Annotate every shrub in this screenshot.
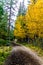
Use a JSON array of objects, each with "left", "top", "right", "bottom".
[{"left": 0, "top": 39, "right": 8, "bottom": 46}]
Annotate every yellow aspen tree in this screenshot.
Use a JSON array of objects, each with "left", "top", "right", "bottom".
[
  {"left": 14, "top": 15, "right": 26, "bottom": 39},
  {"left": 25, "top": 0, "right": 43, "bottom": 38}
]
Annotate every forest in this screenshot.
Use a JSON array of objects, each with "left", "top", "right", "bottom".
[{"left": 0, "top": 0, "right": 43, "bottom": 65}]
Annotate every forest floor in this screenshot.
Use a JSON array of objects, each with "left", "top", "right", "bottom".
[
  {"left": 22, "top": 43, "right": 43, "bottom": 59},
  {"left": 0, "top": 43, "right": 43, "bottom": 65}
]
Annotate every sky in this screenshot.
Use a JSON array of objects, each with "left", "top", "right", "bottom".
[
  {"left": 10, "top": 0, "right": 30, "bottom": 28},
  {"left": 0, "top": 0, "right": 30, "bottom": 28}
]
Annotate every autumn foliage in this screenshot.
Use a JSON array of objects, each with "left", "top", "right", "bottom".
[
  {"left": 14, "top": 15, "right": 26, "bottom": 38},
  {"left": 14, "top": 0, "right": 43, "bottom": 39}
]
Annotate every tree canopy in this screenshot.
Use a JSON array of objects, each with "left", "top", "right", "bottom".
[{"left": 14, "top": 0, "right": 43, "bottom": 39}]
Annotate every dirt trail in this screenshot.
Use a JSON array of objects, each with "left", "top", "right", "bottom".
[
  {"left": 4, "top": 45, "right": 43, "bottom": 65},
  {"left": 30, "top": 47, "right": 43, "bottom": 61}
]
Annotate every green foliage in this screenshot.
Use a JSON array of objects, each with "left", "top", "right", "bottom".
[
  {"left": 0, "top": 39, "right": 5, "bottom": 46},
  {"left": 0, "top": 46, "right": 12, "bottom": 65},
  {"left": 0, "top": 13, "right": 8, "bottom": 38},
  {"left": 0, "top": 4, "right": 8, "bottom": 40},
  {"left": 0, "top": 3, "right": 11, "bottom": 46},
  {"left": 10, "top": 30, "right": 14, "bottom": 40},
  {"left": 0, "top": 5, "right": 4, "bottom": 16},
  {"left": 0, "top": 39, "right": 9, "bottom": 46}
]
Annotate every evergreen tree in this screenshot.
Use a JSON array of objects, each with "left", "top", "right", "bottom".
[
  {"left": 0, "top": 4, "right": 8, "bottom": 39},
  {"left": 18, "top": 0, "right": 26, "bottom": 16}
]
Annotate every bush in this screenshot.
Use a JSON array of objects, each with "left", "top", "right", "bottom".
[
  {"left": 0, "top": 39, "right": 8, "bottom": 46},
  {"left": 0, "top": 46, "right": 12, "bottom": 65}
]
